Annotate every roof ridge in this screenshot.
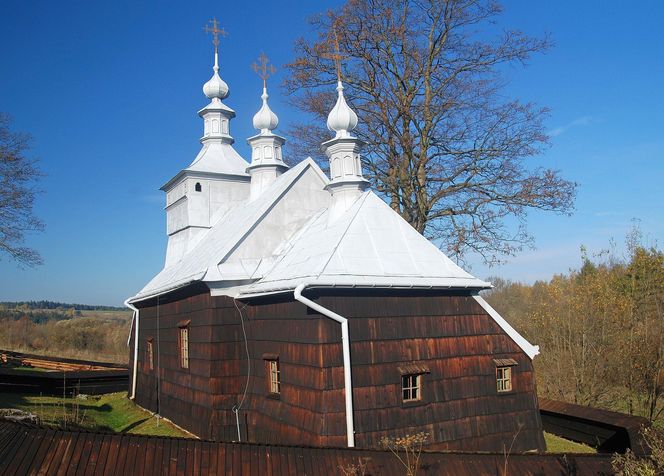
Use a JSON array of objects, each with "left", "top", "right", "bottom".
[
  {"left": 316, "top": 192, "right": 370, "bottom": 279},
  {"left": 253, "top": 208, "right": 327, "bottom": 283}
]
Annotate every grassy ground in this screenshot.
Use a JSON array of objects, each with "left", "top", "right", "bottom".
[
  {"left": 544, "top": 432, "right": 596, "bottom": 453},
  {"left": 0, "top": 392, "right": 189, "bottom": 438},
  {"left": 0, "top": 365, "right": 53, "bottom": 373}
]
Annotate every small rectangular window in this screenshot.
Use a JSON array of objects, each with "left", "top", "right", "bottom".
[
  {"left": 146, "top": 339, "right": 154, "bottom": 371},
  {"left": 497, "top": 366, "right": 512, "bottom": 392},
  {"left": 267, "top": 359, "right": 280, "bottom": 395},
  {"left": 179, "top": 326, "right": 189, "bottom": 369},
  {"left": 402, "top": 374, "right": 421, "bottom": 402}
]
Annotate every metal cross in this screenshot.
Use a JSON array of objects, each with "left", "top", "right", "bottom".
[
  {"left": 252, "top": 52, "right": 276, "bottom": 87},
  {"left": 203, "top": 17, "right": 228, "bottom": 49},
  {"left": 321, "top": 27, "right": 345, "bottom": 82}
]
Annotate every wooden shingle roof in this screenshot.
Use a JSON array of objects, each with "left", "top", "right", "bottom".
[{"left": 0, "top": 420, "right": 614, "bottom": 475}]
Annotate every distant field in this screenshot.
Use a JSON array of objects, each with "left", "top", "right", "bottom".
[
  {"left": 78, "top": 309, "right": 132, "bottom": 321},
  {"left": 0, "top": 305, "right": 132, "bottom": 364}
]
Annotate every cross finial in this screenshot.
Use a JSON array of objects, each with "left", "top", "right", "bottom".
[
  {"left": 203, "top": 17, "right": 228, "bottom": 50},
  {"left": 322, "top": 26, "right": 345, "bottom": 82},
  {"left": 252, "top": 52, "right": 276, "bottom": 88}
]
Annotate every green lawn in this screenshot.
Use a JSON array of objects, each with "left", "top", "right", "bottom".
[
  {"left": 0, "top": 365, "right": 53, "bottom": 373},
  {"left": 544, "top": 432, "right": 596, "bottom": 453},
  {"left": 0, "top": 392, "right": 189, "bottom": 438}
]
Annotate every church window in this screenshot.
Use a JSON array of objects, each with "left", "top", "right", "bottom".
[
  {"left": 263, "top": 145, "right": 273, "bottom": 159},
  {"left": 496, "top": 367, "right": 511, "bottom": 392},
  {"left": 222, "top": 120, "right": 228, "bottom": 134},
  {"left": 494, "top": 358, "right": 517, "bottom": 393},
  {"left": 195, "top": 182, "right": 202, "bottom": 192},
  {"left": 179, "top": 324, "right": 190, "bottom": 369},
  {"left": 264, "top": 357, "right": 280, "bottom": 395},
  {"left": 146, "top": 338, "right": 154, "bottom": 371},
  {"left": 212, "top": 119, "right": 219, "bottom": 133},
  {"left": 402, "top": 374, "right": 421, "bottom": 402},
  {"left": 398, "top": 364, "right": 429, "bottom": 403}
]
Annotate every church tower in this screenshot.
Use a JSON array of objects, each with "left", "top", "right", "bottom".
[
  {"left": 246, "top": 54, "right": 288, "bottom": 201},
  {"left": 161, "top": 19, "right": 250, "bottom": 267},
  {"left": 321, "top": 80, "right": 369, "bottom": 221}
]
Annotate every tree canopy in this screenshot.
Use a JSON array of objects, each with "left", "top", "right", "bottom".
[
  {"left": 486, "top": 229, "right": 664, "bottom": 422},
  {"left": 0, "top": 112, "right": 43, "bottom": 266},
  {"left": 285, "top": 0, "right": 576, "bottom": 264}
]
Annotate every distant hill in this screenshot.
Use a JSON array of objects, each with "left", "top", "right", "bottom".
[{"left": 0, "top": 301, "right": 126, "bottom": 312}]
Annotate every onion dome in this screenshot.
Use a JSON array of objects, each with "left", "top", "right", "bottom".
[
  {"left": 203, "top": 53, "right": 229, "bottom": 100},
  {"left": 327, "top": 81, "right": 358, "bottom": 138},
  {"left": 252, "top": 87, "right": 278, "bottom": 133}
]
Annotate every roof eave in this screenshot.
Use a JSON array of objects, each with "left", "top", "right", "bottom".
[{"left": 237, "top": 280, "right": 492, "bottom": 300}]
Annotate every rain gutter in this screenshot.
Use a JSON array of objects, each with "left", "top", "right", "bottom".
[{"left": 293, "top": 283, "right": 355, "bottom": 448}]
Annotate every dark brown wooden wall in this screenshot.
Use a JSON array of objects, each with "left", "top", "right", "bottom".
[
  {"left": 313, "top": 291, "right": 545, "bottom": 452},
  {"left": 132, "top": 287, "right": 544, "bottom": 452}
]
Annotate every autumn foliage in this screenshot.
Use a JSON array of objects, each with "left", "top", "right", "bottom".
[{"left": 486, "top": 230, "right": 664, "bottom": 422}]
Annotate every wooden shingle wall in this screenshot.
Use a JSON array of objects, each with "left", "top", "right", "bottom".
[{"left": 132, "top": 287, "right": 544, "bottom": 452}]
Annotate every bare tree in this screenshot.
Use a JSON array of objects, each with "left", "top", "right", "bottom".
[
  {"left": 285, "top": 0, "right": 576, "bottom": 264},
  {"left": 0, "top": 112, "right": 43, "bottom": 266}
]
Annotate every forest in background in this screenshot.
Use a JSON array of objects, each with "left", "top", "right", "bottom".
[{"left": 486, "top": 228, "right": 664, "bottom": 423}]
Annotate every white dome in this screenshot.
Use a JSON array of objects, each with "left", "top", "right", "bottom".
[
  {"left": 203, "top": 67, "right": 229, "bottom": 100},
  {"left": 327, "top": 81, "right": 358, "bottom": 137},
  {"left": 252, "top": 88, "right": 278, "bottom": 132}
]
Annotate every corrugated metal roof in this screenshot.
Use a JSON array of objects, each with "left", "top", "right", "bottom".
[
  {"left": 132, "top": 159, "right": 490, "bottom": 304},
  {"left": 0, "top": 420, "right": 614, "bottom": 475},
  {"left": 240, "top": 192, "right": 490, "bottom": 296},
  {"left": 131, "top": 159, "right": 327, "bottom": 302}
]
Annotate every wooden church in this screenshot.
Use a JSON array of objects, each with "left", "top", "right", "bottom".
[{"left": 126, "top": 22, "right": 546, "bottom": 453}]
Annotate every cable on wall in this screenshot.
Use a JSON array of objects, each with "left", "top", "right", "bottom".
[{"left": 232, "top": 299, "right": 251, "bottom": 442}]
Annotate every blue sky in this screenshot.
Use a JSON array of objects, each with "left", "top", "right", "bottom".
[{"left": 1, "top": 1, "right": 662, "bottom": 305}]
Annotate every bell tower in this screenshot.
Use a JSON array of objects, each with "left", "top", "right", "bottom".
[{"left": 161, "top": 18, "right": 250, "bottom": 267}]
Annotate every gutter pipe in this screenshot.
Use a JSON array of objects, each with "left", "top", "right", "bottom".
[
  {"left": 125, "top": 299, "right": 140, "bottom": 400},
  {"left": 294, "top": 283, "right": 355, "bottom": 447}
]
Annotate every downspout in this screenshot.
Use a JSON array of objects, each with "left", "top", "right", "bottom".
[
  {"left": 125, "top": 299, "right": 140, "bottom": 400},
  {"left": 294, "top": 283, "right": 355, "bottom": 447}
]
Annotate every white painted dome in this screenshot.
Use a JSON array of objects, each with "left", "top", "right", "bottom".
[
  {"left": 327, "top": 81, "right": 358, "bottom": 137},
  {"left": 203, "top": 65, "right": 229, "bottom": 100},
  {"left": 252, "top": 88, "right": 278, "bottom": 132}
]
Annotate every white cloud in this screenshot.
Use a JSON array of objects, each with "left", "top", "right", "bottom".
[{"left": 548, "top": 116, "right": 593, "bottom": 137}]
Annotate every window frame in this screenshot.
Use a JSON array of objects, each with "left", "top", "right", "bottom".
[
  {"left": 267, "top": 359, "right": 280, "bottom": 395},
  {"left": 178, "top": 323, "right": 190, "bottom": 370},
  {"left": 401, "top": 373, "right": 422, "bottom": 403},
  {"left": 146, "top": 338, "right": 154, "bottom": 371},
  {"left": 496, "top": 366, "right": 512, "bottom": 393},
  {"left": 263, "top": 354, "right": 280, "bottom": 398}
]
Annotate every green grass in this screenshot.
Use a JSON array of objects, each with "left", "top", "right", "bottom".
[
  {"left": 0, "top": 365, "right": 53, "bottom": 373},
  {"left": 544, "top": 432, "right": 596, "bottom": 453},
  {"left": 0, "top": 392, "right": 189, "bottom": 438}
]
